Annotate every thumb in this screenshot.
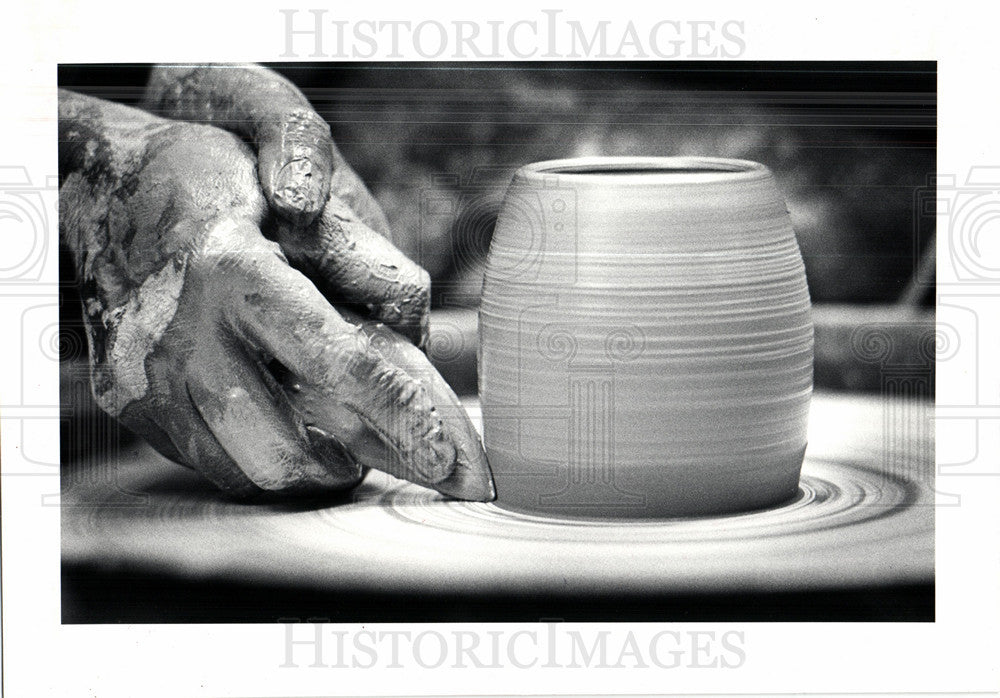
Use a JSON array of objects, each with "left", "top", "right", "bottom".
[
  {"left": 256, "top": 109, "right": 334, "bottom": 226},
  {"left": 143, "top": 64, "right": 335, "bottom": 225}
]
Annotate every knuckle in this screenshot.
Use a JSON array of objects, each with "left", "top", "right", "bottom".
[
  {"left": 192, "top": 222, "right": 284, "bottom": 288},
  {"left": 283, "top": 108, "right": 330, "bottom": 135}
]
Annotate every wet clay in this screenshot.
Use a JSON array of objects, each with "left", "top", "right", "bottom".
[{"left": 59, "top": 89, "right": 493, "bottom": 500}]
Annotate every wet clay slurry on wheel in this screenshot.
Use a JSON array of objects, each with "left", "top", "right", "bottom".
[{"left": 60, "top": 392, "right": 933, "bottom": 596}]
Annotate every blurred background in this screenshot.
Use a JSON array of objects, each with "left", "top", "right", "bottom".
[
  {"left": 267, "top": 62, "right": 936, "bottom": 309},
  {"left": 58, "top": 61, "right": 936, "bottom": 444}
]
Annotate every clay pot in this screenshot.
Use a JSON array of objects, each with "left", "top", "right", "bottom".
[{"left": 479, "top": 156, "right": 813, "bottom": 518}]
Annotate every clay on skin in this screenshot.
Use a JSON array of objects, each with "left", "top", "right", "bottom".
[
  {"left": 141, "top": 64, "right": 429, "bottom": 345},
  {"left": 59, "top": 88, "right": 494, "bottom": 501}
]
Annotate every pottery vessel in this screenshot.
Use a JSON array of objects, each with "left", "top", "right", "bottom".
[{"left": 479, "top": 156, "right": 813, "bottom": 517}]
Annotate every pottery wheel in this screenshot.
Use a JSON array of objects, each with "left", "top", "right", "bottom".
[{"left": 61, "top": 391, "right": 933, "bottom": 594}]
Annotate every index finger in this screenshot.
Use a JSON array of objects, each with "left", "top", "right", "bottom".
[
  {"left": 318, "top": 311, "right": 495, "bottom": 501},
  {"left": 275, "top": 195, "right": 430, "bottom": 347},
  {"left": 210, "top": 221, "right": 493, "bottom": 500}
]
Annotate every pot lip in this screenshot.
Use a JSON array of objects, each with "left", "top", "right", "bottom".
[{"left": 516, "top": 156, "right": 772, "bottom": 184}]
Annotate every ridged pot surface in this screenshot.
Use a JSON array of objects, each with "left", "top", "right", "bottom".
[{"left": 479, "top": 157, "right": 813, "bottom": 518}]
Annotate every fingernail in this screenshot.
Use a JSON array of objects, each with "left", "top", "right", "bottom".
[
  {"left": 273, "top": 157, "right": 323, "bottom": 223},
  {"left": 305, "top": 425, "right": 364, "bottom": 481},
  {"left": 413, "top": 428, "right": 458, "bottom": 484},
  {"left": 431, "top": 430, "right": 496, "bottom": 502},
  {"left": 434, "top": 453, "right": 497, "bottom": 503}
]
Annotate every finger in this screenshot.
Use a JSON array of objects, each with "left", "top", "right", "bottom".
[
  {"left": 143, "top": 64, "right": 334, "bottom": 226},
  {"left": 275, "top": 195, "right": 430, "bottom": 347},
  {"left": 185, "top": 335, "right": 364, "bottom": 493},
  {"left": 116, "top": 407, "right": 187, "bottom": 465},
  {"left": 122, "top": 398, "right": 263, "bottom": 499},
  {"left": 343, "top": 312, "right": 494, "bottom": 501},
  {"left": 257, "top": 109, "right": 334, "bottom": 226},
  {"left": 207, "top": 220, "right": 464, "bottom": 488},
  {"left": 281, "top": 315, "right": 494, "bottom": 501}
]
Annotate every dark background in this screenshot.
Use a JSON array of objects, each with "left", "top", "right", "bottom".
[{"left": 59, "top": 61, "right": 937, "bottom": 307}]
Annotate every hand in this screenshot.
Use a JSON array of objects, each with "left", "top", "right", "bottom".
[
  {"left": 143, "top": 64, "right": 341, "bottom": 227},
  {"left": 142, "top": 64, "right": 429, "bottom": 345},
  {"left": 58, "top": 89, "right": 494, "bottom": 501}
]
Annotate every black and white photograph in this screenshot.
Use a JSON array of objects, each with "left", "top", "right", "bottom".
[
  {"left": 2, "top": 3, "right": 998, "bottom": 697},
  {"left": 56, "top": 60, "right": 936, "bottom": 624}
]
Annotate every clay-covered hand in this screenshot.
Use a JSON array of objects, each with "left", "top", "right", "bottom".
[
  {"left": 141, "top": 63, "right": 429, "bottom": 345},
  {"left": 59, "top": 90, "right": 493, "bottom": 501},
  {"left": 142, "top": 64, "right": 341, "bottom": 226}
]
